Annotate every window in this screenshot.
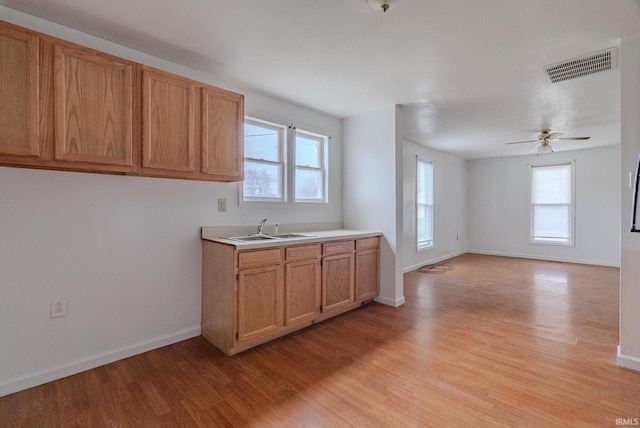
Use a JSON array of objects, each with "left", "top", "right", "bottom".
[
  {"left": 530, "top": 162, "right": 575, "bottom": 245},
  {"left": 242, "top": 118, "right": 286, "bottom": 202},
  {"left": 242, "top": 117, "right": 328, "bottom": 204},
  {"left": 416, "top": 158, "right": 433, "bottom": 250},
  {"left": 295, "top": 130, "right": 327, "bottom": 203}
]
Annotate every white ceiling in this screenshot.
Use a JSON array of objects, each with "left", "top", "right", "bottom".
[{"left": 3, "top": 0, "right": 640, "bottom": 159}]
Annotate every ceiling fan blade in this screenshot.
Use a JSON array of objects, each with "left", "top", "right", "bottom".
[
  {"left": 555, "top": 136, "right": 591, "bottom": 141},
  {"left": 506, "top": 139, "right": 540, "bottom": 145},
  {"left": 508, "top": 128, "right": 590, "bottom": 151}
]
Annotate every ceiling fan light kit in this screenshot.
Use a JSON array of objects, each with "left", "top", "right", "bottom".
[
  {"left": 506, "top": 129, "right": 591, "bottom": 155},
  {"left": 537, "top": 143, "right": 553, "bottom": 155},
  {"left": 366, "top": 0, "right": 390, "bottom": 12}
]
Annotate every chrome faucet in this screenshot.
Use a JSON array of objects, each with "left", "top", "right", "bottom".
[{"left": 257, "top": 218, "right": 267, "bottom": 235}]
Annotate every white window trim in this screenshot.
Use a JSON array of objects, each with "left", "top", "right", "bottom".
[
  {"left": 241, "top": 117, "right": 329, "bottom": 206},
  {"left": 416, "top": 157, "right": 434, "bottom": 251},
  {"left": 241, "top": 117, "right": 288, "bottom": 205},
  {"left": 529, "top": 161, "right": 576, "bottom": 247},
  {"left": 293, "top": 127, "right": 329, "bottom": 204}
]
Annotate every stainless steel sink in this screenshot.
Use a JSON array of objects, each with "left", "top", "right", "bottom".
[
  {"left": 226, "top": 233, "right": 316, "bottom": 242},
  {"left": 271, "top": 233, "right": 317, "bottom": 239},
  {"left": 227, "top": 235, "right": 277, "bottom": 242}
]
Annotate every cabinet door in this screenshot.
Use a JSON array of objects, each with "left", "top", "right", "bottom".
[
  {"left": 201, "top": 85, "right": 243, "bottom": 181},
  {"left": 355, "top": 249, "right": 379, "bottom": 301},
  {"left": 285, "top": 259, "right": 320, "bottom": 326},
  {"left": 0, "top": 24, "right": 39, "bottom": 157},
  {"left": 321, "top": 253, "right": 355, "bottom": 313},
  {"left": 141, "top": 66, "right": 195, "bottom": 174},
  {"left": 237, "top": 265, "right": 283, "bottom": 343},
  {"left": 53, "top": 44, "right": 134, "bottom": 169}
]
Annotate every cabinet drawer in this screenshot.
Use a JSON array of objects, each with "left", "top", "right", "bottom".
[
  {"left": 238, "top": 249, "right": 282, "bottom": 269},
  {"left": 322, "top": 240, "right": 355, "bottom": 256},
  {"left": 356, "top": 236, "right": 380, "bottom": 251},
  {"left": 286, "top": 244, "right": 321, "bottom": 261}
]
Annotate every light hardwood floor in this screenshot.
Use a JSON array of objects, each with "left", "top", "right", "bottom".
[{"left": 1, "top": 254, "right": 639, "bottom": 427}]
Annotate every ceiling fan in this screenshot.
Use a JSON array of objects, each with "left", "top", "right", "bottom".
[{"left": 506, "top": 129, "right": 591, "bottom": 155}]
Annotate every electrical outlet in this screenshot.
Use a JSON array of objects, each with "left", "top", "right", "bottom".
[
  {"left": 50, "top": 297, "right": 67, "bottom": 318},
  {"left": 217, "top": 198, "right": 226, "bottom": 212}
]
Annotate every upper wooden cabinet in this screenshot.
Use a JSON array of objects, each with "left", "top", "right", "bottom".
[
  {"left": 141, "top": 66, "right": 196, "bottom": 175},
  {"left": 201, "top": 86, "right": 243, "bottom": 181},
  {"left": 0, "top": 20, "right": 244, "bottom": 182},
  {"left": 0, "top": 24, "right": 39, "bottom": 158},
  {"left": 140, "top": 65, "right": 245, "bottom": 181},
  {"left": 140, "top": 66, "right": 244, "bottom": 181},
  {"left": 53, "top": 44, "right": 135, "bottom": 171}
]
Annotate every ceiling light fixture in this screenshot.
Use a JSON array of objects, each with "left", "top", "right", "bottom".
[
  {"left": 537, "top": 140, "right": 554, "bottom": 155},
  {"left": 367, "top": 0, "right": 390, "bottom": 12}
]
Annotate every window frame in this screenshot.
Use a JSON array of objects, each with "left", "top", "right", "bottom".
[
  {"left": 529, "top": 161, "right": 576, "bottom": 246},
  {"left": 293, "top": 128, "right": 328, "bottom": 204},
  {"left": 416, "top": 157, "right": 434, "bottom": 251},
  {"left": 241, "top": 117, "right": 287, "bottom": 204},
  {"left": 241, "top": 117, "right": 329, "bottom": 205}
]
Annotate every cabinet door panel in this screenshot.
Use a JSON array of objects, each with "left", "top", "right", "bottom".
[
  {"left": 142, "top": 67, "right": 195, "bottom": 173},
  {"left": 237, "top": 265, "right": 283, "bottom": 342},
  {"left": 285, "top": 259, "right": 320, "bottom": 326},
  {"left": 322, "top": 253, "right": 354, "bottom": 313},
  {"left": 54, "top": 45, "right": 134, "bottom": 167},
  {"left": 0, "top": 25, "right": 39, "bottom": 157},
  {"left": 356, "top": 249, "right": 379, "bottom": 301},
  {"left": 201, "top": 86, "right": 243, "bottom": 180}
]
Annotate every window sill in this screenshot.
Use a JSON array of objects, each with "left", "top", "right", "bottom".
[
  {"left": 529, "top": 240, "right": 574, "bottom": 247},
  {"left": 417, "top": 244, "right": 433, "bottom": 252}
]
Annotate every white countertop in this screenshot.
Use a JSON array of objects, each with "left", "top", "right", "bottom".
[{"left": 201, "top": 227, "right": 382, "bottom": 250}]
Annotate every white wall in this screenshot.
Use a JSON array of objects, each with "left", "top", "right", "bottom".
[
  {"left": 343, "top": 106, "right": 404, "bottom": 307},
  {"left": 0, "top": 8, "right": 343, "bottom": 396},
  {"left": 467, "top": 145, "right": 621, "bottom": 266},
  {"left": 619, "top": 33, "right": 640, "bottom": 371},
  {"left": 402, "top": 140, "right": 467, "bottom": 271}
]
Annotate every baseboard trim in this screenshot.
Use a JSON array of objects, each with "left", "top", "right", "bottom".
[
  {"left": 0, "top": 325, "right": 201, "bottom": 397},
  {"left": 617, "top": 346, "right": 640, "bottom": 372},
  {"left": 466, "top": 249, "right": 620, "bottom": 268},
  {"left": 403, "top": 250, "right": 466, "bottom": 273},
  {"left": 374, "top": 295, "right": 405, "bottom": 307}
]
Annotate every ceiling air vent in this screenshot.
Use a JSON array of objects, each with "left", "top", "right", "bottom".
[{"left": 544, "top": 48, "right": 617, "bottom": 84}]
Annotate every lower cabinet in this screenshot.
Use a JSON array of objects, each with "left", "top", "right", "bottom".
[
  {"left": 284, "top": 245, "right": 321, "bottom": 327},
  {"left": 321, "top": 240, "right": 355, "bottom": 314},
  {"left": 355, "top": 237, "right": 380, "bottom": 302},
  {"left": 237, "top": 264, "right": 283, "bottom": 342},
  {"left": 201, "top": 235, "right": 380, "bottom": 356}
]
